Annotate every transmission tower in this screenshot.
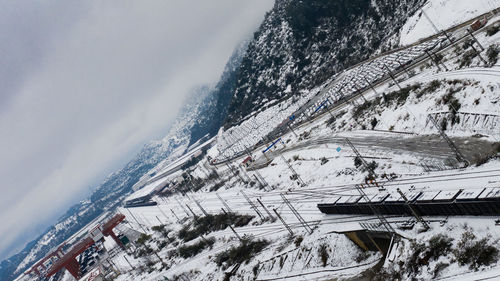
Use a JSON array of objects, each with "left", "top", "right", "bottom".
[
  {"left": 427, "top": 115, "right": 469, "bottom": 166},
  {"left": 280, "top": 154, "right": 306, "bottom": 187},
  {"left": 273, "top": 208, "right": 294, "bottom": 236},
  {"left": 354, "top": 184, "right": 395, "bottom": 233},
  {"left": 216, "top": 193, "right": 233, "bottom": 213},
  {"left": 241, "top": 191, "right": 264, "bottom": 219},
  {"left": 345, "top": 138, "right": 377, "bottom": 179},
  {"left": 396, "top": 188, "right": 430, "bottom": 230},
  {"left": 281, "top": 194, "right": 313, "bottom": 234}
]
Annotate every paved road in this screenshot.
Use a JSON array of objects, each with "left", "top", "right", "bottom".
[{"left": 250, "top": 131, "right": 495, "bottom": 169}]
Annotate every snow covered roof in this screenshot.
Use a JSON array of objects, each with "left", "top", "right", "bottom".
[{"left": 125, "top": 177, "right": 170, "bottom": 201}]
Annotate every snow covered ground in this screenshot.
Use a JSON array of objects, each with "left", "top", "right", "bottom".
[
  {"left": 103, "top": 12, "right": 500, "bottom": 280},
  {"left": 400, "top": 0, "right": 500, "bottom": 45}
]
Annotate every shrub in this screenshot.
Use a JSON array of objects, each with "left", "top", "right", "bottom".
[
  {"left": 428, "top": 234, "right": 454, "bottom": 259},
  {"left": 474, "top": 153, "right": 493, "bottom": 167},
  {"left": 459, "top": 50, "right": 477, "bottom": 68},
  {"left": 325, "top": 115, "right": 336, "bottom": 126},
  {"left": 215, "top": 238, "right": 269, "bottom": 267},
  {"left": 210, "top": 180, "right": 226, "bottom": 192},
  {"left": 418, "top": 80, "right": 442, "bottom": 98},
  {"left": 178, "top": 212, "right": 254, "bottom": 242},
  {"left": 152, "top": 225, "right": 171, "bottom": 237},
  {"left": 178, "top": 237, "right": 215, "bottom": 259},
  {"left": 170, "top": 270, "right": 200, "bottom": 281},
  {"left": 362, "top": 161, "right": 378, "bottom": 173},
  {"left": 486, "top": 24, "right": 500, "bottom": 36},
  {"left": 486, "top": 45, "right": 499, "bottom": 65},
  {"left": 355, "top": 251, "right": 371, "bottom": 263},
  {"left": 440, "top": 118, "right": 448, "bottom": 131},
  {"left": 294, "top": 236, "right": 304, "bottom": 247},
  {"left": 152, "top": 225, "right": 165, "bottom": 232},
  {"left": 252, "top": 264, "right": 260, "bottom": 277},
  {"left": 318, "top": 244, "right": 329, "bottom": 267},
  {"left": 136, "top": 245, "right": 154, "bottom": 257},
  {"left": 407, "top": 241, "right": 427, "bottom": 273},
  {"left": 352, "top": 101, "right": 372, "bottom": 119},
  {"left": 462, "top": 38, "right": 474, "bottom": 50},
  {"left": 320, "top": 157, "right": 329, "bottom": 165},
  {"left": 433, "top": 262, "right": 449, "bottom": 278},
  {"left": 372, "top": 268, "right": 401, "bottom": 281},
  {"left": 370, "top": 117, "right": 378, "bottom": 129},
  {"left": 354, "top": 156, "right": 362, "bottom": 168},
  {"left": 137, "top": 234, "right": 152, "bottom": 245},
  {"left": 383, "top": 84, "right": 421, "bottom": 105},
  {"left": 494, "top": 142, "right": 500, "bottom": 154},
  {"left": 455, "top": 231, "right": 499, "bottom": 269}
]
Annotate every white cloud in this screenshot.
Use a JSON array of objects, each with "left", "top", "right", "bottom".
[{"left": 0, "top": 0, "right": 273, "bottom": 259}]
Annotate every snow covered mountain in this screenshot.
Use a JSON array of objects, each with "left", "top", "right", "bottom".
[{"left": 225, "top": 0, "right": 426, "bottom": 126}]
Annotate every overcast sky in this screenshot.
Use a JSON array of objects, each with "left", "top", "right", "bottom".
[{"left": 0, "top": 0, "right": 273, "bottom": 261}]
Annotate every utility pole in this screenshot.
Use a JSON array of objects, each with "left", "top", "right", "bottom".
[
  {"left": 383, "top": 64, "right": 402, "bottom": 90},
  {"left": 254, "top": 174, "right": 266, "bottom": 190},
  {"left": 281, "top": 194, "right": 313, "bottom": 234},
  {"left": 255, "top": 170, "right": 269, "bottom": 188},
  {"left": 175, "top": 197, "right": 191, "bottom": 217},
  {"left": 123, "top": 256, "right": 135, "bottom": 270},
  {"left": 396, "top": 188, "right": 430, "bottom": 230},
  {"left": 422, "top": 9, "right": 453, "bottom": 44},
  {"left": 363, "top": 76, "right": 378, "bottom": 95},
  {"left": 216, "top": 193, "right": 233, "bottom": 213},
  {"left": 241, "top": 191, "right": 264, "bottom": 219},
  {"left": 256, "top": 198, "right": 275, "bottom": 221},
  {"left": 170, "top": 209, "right": 181, "bottom": 223},
  {"left": 239, "top": 165, "right": 253, "bottom": 182},
  {"left": 155, "top": 216, "right": 163, "bottom": 225},
  {"left": 156, "top": 205, "right": 169, "bottom": 222},
  {"left": 139, "top": 213, "right": 152, "bottom": 228},
  {"left": 353, "top": 82, "right": 368, "bottom": 102},
  {"left": 226, "top": 162, "right": 245, "bottom": 182},
  {"left": 469, "top": 43, "right": 488, "bottom": 66},
  {"left": 126, "top": 208, "right": 147, "bottom": 233},
  {"left": 189, "top": 194, "right": 209, "bottom": 217},
  {"left": 185, "top": 203, "right": 198, "bottom": 219},
  {"left": 273, "top": 208, "right": 294, "bottom": 236},
  {"left": 424, "top": 50, "right": 442, "bottom": 71},
  {"left": 397, "top": 60, "right": 411, "bottom": 77},
  {"left": 466, "top": 29, "right": 485, "bottom": 51},
  {"left": 221, "top": 208, "right": 243, "bottom": 242},
  {"left": 287, "top": 123, "right": 298, "bottom": 138}
]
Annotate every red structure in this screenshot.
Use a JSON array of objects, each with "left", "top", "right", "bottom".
[
  {"left": 25, "top": 243, "right": 66, "bottom": 276},
  {"left": 40, "top": 214, "right": 126, "bottom": 280},
  {"left": 102, "top": 213, "right": 127, "bottom": 250}
]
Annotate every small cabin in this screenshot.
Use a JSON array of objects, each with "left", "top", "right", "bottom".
[{"left": 471, "top": 17, "right": 487, "bottom": 31}]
